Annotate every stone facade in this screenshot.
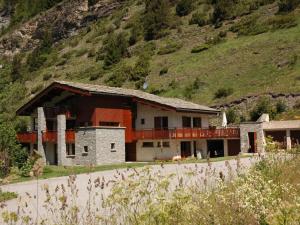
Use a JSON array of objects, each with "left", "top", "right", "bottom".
[
  {"left": 74, "top": 127, "right": 125, "bottom": 165},
  {"left": 37, "top": 107, "right": 46, "bottom": 161},
  {"left": 240, "top": 122, "right": 265, "bottom": 154},
  {"left": 95, "top": 128, "right": 125, "bottom": 164}
]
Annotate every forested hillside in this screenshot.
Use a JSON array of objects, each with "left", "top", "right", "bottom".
[{"left": 0, "top": 0, "right": 300, "bottom": 128}]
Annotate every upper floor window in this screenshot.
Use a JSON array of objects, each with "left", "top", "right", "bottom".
[
  {"left": 193, "top": 117, "right": 202, "bottom": 128},
  {"left": 154, "top": 117, "right": 168, "bottom": 130},
  {"left": 182, "top": 117, "right": 192, "bottom": 128},
  {"left": 141, "top": 118, "right": 145, "bottom": 125}
]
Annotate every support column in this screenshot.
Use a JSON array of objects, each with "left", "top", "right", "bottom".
[
  {"left": 57, "top": 114, "right": 66, "bottom": 166},
  {"left": 37, "top": 107, "right": 46, "bottom": 161},
  {"left": 286, "top": 130, "right": 292, "bottom": 150},
  {"left": 224, "top": 139, "right": 228, "bottom": 156}
]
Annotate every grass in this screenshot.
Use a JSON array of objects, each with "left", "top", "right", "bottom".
[
  {"left": 10, "top": 155, "right": 249, "bottom": 184},
  {"left": 0, "top": 190, "right": 17, "bottom": 202}
]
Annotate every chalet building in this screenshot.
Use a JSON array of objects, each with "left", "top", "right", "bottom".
[{"left": 16, "top": 81, "right": 300, "bottom": 166}]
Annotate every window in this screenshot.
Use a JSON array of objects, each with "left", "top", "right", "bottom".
[
  {"left": 182, "top": 117, "right": 192, "bottom": 128},
  {"left": 142, "top": 142, "right": 154, "bottom": 148},
  {"left": 154, "top": 117, "right": 168, "bottom": 130},
  {"left": 111, "top": 143, "right": 116, "bottom": 152},
  {"left": 193, "top": 117, "right": 202, "bottom": 128},
  {"left": 83, "top": 146, "right": 89, "bottom": 154},
  {"left": 99, "top": 122, "right": 120, "bottom": 127},
  {"left": 141, "top": 118, "right": 145, "bottom": 125},
  {"left": 66, "top": 144, "right": 75, "bottom": 156},
  {"left": 157, "top": 142, "right": 170, "bottom": 148}
]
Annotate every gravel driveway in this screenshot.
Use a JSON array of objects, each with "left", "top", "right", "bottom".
[{"left": 0, "top": 157, "right": 257, "bottom": 223}]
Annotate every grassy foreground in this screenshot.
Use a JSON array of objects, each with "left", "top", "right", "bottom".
[
  {"left": 8, "top": 155, "right": 247, "bottom": 184},
  {"left": 0, "top": 190, "right": 17, "bottom": 202}
]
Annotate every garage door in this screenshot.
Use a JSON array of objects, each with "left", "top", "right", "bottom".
[{"left": 228, "top": 139, "right": 241, "bottom": 156}]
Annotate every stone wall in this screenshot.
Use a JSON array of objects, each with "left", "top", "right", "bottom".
[
  {"left": 240, "top": 123, "right": 265, "bottom": 154},
  {"left": 75, "top": 128, "right": 97, "bottom": 165},
  {"left": 96, "top": 128, "right": 125, "bottom": 164}
]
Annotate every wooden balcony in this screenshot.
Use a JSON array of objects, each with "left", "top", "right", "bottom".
[
  {"left": 133, "top": 128, "right": 240, "bottom": 140},
  {"left": 18, "top": 130, "right": 75, "bottom": 144},
  {"left": 17, "top": 132, "right": 37, "bottom": 143}
]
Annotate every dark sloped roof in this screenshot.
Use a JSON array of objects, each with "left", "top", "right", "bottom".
[{"left": 17, "top": 81, "right": 220, "bottom": 115}]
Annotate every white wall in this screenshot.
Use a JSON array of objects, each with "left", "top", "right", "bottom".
[{"left": 135, "top": 103, "right": 210, "bottom": 130}]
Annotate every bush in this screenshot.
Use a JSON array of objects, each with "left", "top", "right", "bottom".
[
  {"left": 189, "top": 11, "right": 207, "bottom": 26},
  {"left": 226, "top": 108, "right": 238, "bottom": 124},
  {"left": 43, "top": 73, "right": 52, "bottom": 81},
  {"left": 294, "top": 99, "right": 300, "bottom": 109},
  {"left": 191, "top": 43, "right": 210, "bottom": 53},
  {"left": 75, "top": 48, "right": 88, "bottom": 57},
  {"left": 105, "top": 65, "right": 132, "bottom": 87},
  {"left": 276, "top": 100, "right": 287, "bottom": 113},
  {"left": 176, "top": 0, "right": 193, "bottom": 17},
  {"left": 103, "top": 32, "right": 128, "bottom": 68},
  {"left": 31, "top": 84, "right": 43, "bottom": 94},
  {"left": 11, "top": 55, "right": 22, "bottom": 82},
  {"left": 89, "top": 72, "right": 102, "bottom": 81},
  {"left": 158, "top": 41, "right": 183, "bottom": 55},
  {"left": 214, "top": 87, "right": 234, "bottom": 99},
  {"left": 278, "top": 0, "right": 300, "bottom": 12},
  {"left": 159, "top": 67, "right": 168, "bottom": 76},
  {"left": 267, "top": 14, "right": 297, "bottom": 30},
  {"left": 250, "top": 97, "right": 276, "bottom": 121},
  {"left": 19, "top": 158, "right": 34, "bottom": 177},
  {"left": 143, "top": 0, "right": 171, "bottom": 40}
]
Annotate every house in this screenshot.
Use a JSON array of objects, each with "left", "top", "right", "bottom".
[{"left": 16, "top": 81, "right": 241, "bottom": 166}]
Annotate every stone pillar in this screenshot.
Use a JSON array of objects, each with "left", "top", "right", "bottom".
[
  {"left": 57, "top": 114, "right": 67, "bottom": 166},
  {"left": 37, "top": 107, "right": 46, "bottom": 161},
  {"left": 286, "top": 130, "right": 292, "bottom": 150},
  {"left": 224, "top": 139, "right": 228, "bottom": 156}
]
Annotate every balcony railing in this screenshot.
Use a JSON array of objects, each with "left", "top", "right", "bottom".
[
  {"left": 133, "top": 128, "right": 240, "bottom": 140},
  {"left": 17, "top": 132, "right": 37, "bottom": 143},
  {"left": 17, "top": 130, "right": 75, "bottom": 144},
  {"left": 42, "top": 131, "right": 57, "bottom": 143}
]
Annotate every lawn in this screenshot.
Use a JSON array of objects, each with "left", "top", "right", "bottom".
[{"left": 10, "top": 155, "right": 248, "bottom": 184}]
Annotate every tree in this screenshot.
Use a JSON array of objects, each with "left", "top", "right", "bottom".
[
  {"left": 250, "top": 97, "right": 276, "bottom": 121},
  {"left": 226, "top": 108, "right": 238, "bottom": 124},
  {"left": 104, "top": 32, "right": 128, "bottom": 68},
  {"left": 0, "top": 122, "right": 26, "bottom": 177},
  {"left": 143, "top": 0, "right": 171, "bottom": 40},
  {"left": 278, "top": 0, "right": 300, "bottom": 12},
  {"left": 176, "top": 0, "right": 193, "bottom": 17},
  {"left": 11, "top": 55, "right": 22, "bottom": 82}
]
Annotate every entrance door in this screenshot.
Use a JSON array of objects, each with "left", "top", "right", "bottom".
[
  {"left": 181, "top": 141, "right": 192, "bottom": 158},
  {"left": 126, "top": 143, "right": 136, "bottom": 162},
  {"left": 248, "top": 132, "right": 257, "bottom": 153},
  {"left": 207, "top": 140, "right": 224, "bottom": 158}
]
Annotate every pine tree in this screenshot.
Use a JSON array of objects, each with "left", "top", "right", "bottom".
[{"left": 143, "top": 0, "right": 171, "bottom": 40}]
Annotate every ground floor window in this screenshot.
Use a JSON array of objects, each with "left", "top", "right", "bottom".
[
  {"left": 142, "top": 142, "right": 154, "bottom": 148},
  {"left": 66, "top": 143, "right": 75, "bottom": 156},
  {"left": 157, "top": 141, "right": 170, "bottom": 148}
]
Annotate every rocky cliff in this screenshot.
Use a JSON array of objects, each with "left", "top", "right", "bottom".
[{"left": 0, "top": 0, "right": 122, "bottom": 57}]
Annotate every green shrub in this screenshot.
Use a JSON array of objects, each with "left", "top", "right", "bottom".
[
  {"left": 191, "top": 43, "right": 210, "bottom": 53},
  {"left": 230, "top": 15, "right": 269, "bottom": 36},
  {"left": 189, "top": 11, "right": 207, "bottom": 26},
  {"left": 103, "top": 32, "right": 128, "bottom": 68},
  {"left": 31, "top": 84, "right": 43, "bottom": 94},
  {"left": 267, "top": 14, "right": 297, "bottom": 30},
  {"left": 278, "top": 0, "right": 300, "bottom": 12},
  {"left": 214, "top": 87, "right": 234, "bottom": 99},
  {"left": 19, "top": 158, "right": 34, "bottom": 177},
  {"left": 158, "top": 41, "right": 183, "bottom": 55},
  {"left": 294, "top": 100, "right": 300, "bottom": 109},
  {"left": 226, "top": 108, "right": 238, "bottom": 124},
  {"left": 176, "top": 0, "right": 193, "bottom": 17},
  {"left": 143, "top": 0, "right": 171, "bottom": 40},
  {"left": 159, "top": 67, "right": 168, "bottom": 75},
  {"left": 250, "top": 97, "right": 276, "bottom": 121},
  {"left": 56, "top": 58, "right": 68, "bottom": 66},
  {"left": 89, "top": 72, "right": 102, "bottom": 81},
  {"left": 75, "top": 48, "right": 88, "bottom": 57},
  {"left": 105, "top": 65, "right": 132, "bottom": 87},
  {"left": 43, "top": 73, "right": 52, "bottom": 81},
  {"left": 276, "top": 100, "right": 287, "bottom": 113},
  {"left": 129, "top": 22, "right": 143, "bottom": 46},
  {"left": 11, "top": 55, "right": 22, "bottom": 82}
]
